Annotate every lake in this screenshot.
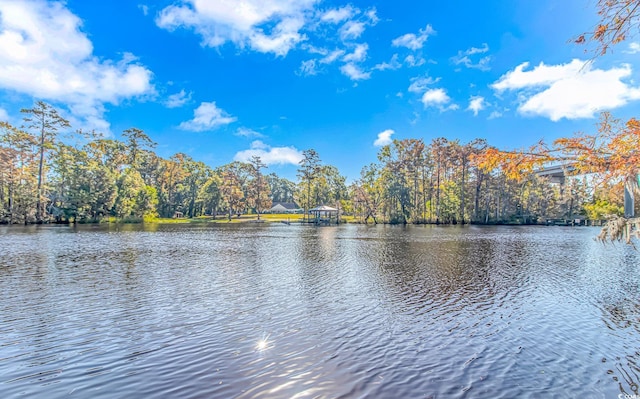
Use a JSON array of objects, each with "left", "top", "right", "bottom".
[{"left": 0, "top": 224, "right": 639, "bottom": 398}]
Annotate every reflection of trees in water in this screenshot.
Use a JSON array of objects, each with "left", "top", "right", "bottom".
[
  {"left": 597, "top": 246, "right": 640, "bottom": 396},
  {"left": 603, "top": 300, "right": 640, "bottom": 331},
  {"left": 354, "top": 228, "right": 534, "bottom": 320},
  {"left": 298, "top": 226, "right": 342, "bottom": 297},
  {"left": 601, "top": 298, "right": 640, "bottom": 396}
]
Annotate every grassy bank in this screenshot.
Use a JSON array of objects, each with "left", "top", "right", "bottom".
[
  {"left": 77, "top": 214, "right": 356, "bottom": 225},
  {"left": 143, "top": 214, "right": 356, "bottom": 224}
]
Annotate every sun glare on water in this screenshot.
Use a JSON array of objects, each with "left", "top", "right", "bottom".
[{"left": 256, "top": 334, "right": 271, "bottom": 351}]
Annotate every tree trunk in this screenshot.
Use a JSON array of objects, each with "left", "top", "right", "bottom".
[
  {"left": 306, "top": 179, "right": 311, "bottom": 222},
  {"left": 8, "top": 180, "right": 13, "bottom": 224},
  {"left": 460, "top": 163, "right": 466, "bottom": 224},
  {"left": 484, "top": 178, "right": 490, "bottom": 224},
  {"left": 435, "top": 163, "right": 441, "bottom": 224},
  {"left": 36, "top": 121, "right": 46, "bottom": 223},
  {"left": 474, "top": 171, "right": 482, "bottom": 222}
]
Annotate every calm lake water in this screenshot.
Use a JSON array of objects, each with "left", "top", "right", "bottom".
[{"left": 0, "top": 224, "right": 639, "bottom": 398}]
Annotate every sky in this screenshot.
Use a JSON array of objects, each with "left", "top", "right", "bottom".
[{"left": 1, "top": 0, "right": 639, "bottom": 181}]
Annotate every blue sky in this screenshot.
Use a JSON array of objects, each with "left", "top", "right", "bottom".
[{"left": 1, "top": 0, "right": 639, "bottom": 180}]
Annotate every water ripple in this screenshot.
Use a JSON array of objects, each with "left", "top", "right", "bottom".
[{"left": 0, "top": 224, "right": 638, "bottom": 398}]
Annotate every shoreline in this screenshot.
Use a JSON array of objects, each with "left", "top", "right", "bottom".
[{"left": 1, "top": 214, "right": 603, "bottom": 227}]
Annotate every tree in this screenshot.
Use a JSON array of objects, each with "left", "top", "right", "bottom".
[
  {"left": 136, "top": 185, "right": 159, "bottom": 219},
  {"left": 322, "top": 165, "right": 347, "bottom": 212},
  {"left": 430, "top": 138, "right": 451, "bottom": 224},
  {"left": 122, "top": 127, "right": 156, "bottom": 169},
  {"left": 575, "top": 0, "right": 640, "bottom": 56},
  {"left": 51, "top": 143, "right": 118, "bottom": 222},
  {"left": 376, "top": 140, "right": 417, "bottom": 224},
  {"left": 198, "top": 174, "right": 222, "bottom": 218},
  {"left": 219, "top": 164, "right": 246, "bottom": 221},
  {"left": 86, "top": 139, "right": 128, "bottom": 172},
  {"left": 247, "top": 156, "right": 271, "bottom": 220},
  {"left": 297, "top": 149, "right": 321, "bottom": 221},
  {"left": 180, "top": 156, "right": 211, "bottom": 218},
  {"left": 267, "top": 173, "right": 296, "bottom": 203},
  {"left": 0, "top": 122, "right": 38, "bottom": 224},
  {"left": 474, "top": 112, "right": 639, "bottom": 242},
  {"left": 571, "top": 1, "right": 640, "bottom": 240},
  {"left": 156, "top": 153, "right": 191, "bottom": 217},
  {"left": 21, "top": 101, "right": 70, "bottom": 222},
  {"left": 113, "top": 168, "right": 156, "bottom": 219},
  {"left": 352, "top": 163, "right": 384, "bottom": 224}
]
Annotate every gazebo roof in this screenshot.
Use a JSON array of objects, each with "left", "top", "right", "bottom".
[{"left": 309, "top": 205, "right": 338, "bottom": 211}]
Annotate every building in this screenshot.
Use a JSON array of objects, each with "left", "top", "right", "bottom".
[
  {"left": 268, "top": 202, "right": 302, "bottom": 213},
  {"left": 309, "top": 205, "right": 340, "bottom": 224}
]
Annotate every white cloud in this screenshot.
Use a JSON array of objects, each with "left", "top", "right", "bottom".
[
  {"left": 342, "top": 43, "right": 368, "bottom": 62},
  {"left": 156, "top": 0, "right": 317, "bottom": 56},
  {"left": 492, "top": 59, "right": 583, "bottom": 91},
  {"left": 625, "top": 42, "right": 640, "bottom": 54},
  {"left": 164, "top": 89, "right": 191, "bottom": 108},
  {"left": 421, "top": 89, "right": 449, "bottom": 106},
  {"left": 408, "top": 75, "right": 457, "bottom": 112},
  {"left": 374, "top": 129, "right": 394, "bottom": 146},
  {"left": 296, "top": 48, "right": 347, "bottom": 76},
  {"left": 392, "top": 24, "right": 435, "bottom": 50},
  {"left": 301, "top": 43, "right": 328, "bottom": 55},
  {"left": 408, "top": 75, "right": 440, "bottom": 93},
  {"left": 138, "top": 4, "right": 149, "bottom": 16},
  {"left": 492, "top": 59, "right": 640, "bottom": 121},
  {"left": 421, "top": 88, "right": 458, "bottom": 111},
  {"left": 467, "top": 96, "right": 485, "bottom": 116},
  {"left": 451, "top": 43, "right": 491, "bottom": 71},
  {"left": 235, "top": 127, "right": 264, "bottom": 138},
  {"left": 321, "top": 5, "right": 377, "bottom": 42},
  {"left": 321, "top": 6, "right": 355, "bottom": 24},
  {"left": 365, "top": 8, "right": 379, "bottom": 24},
  {"left": 340, "top": 63, "right": 370, "bottom": 80},
  {"left": 455, "top": 56, "right": 491, "bottom": 71},
  {"left": 464, "top": 43, "right": 489, "bottom": 55},
  {"left": 320, "top": 49, "right": 345, "bottom": 64},
  {"left": 179, "top": 101, "right": 237, "bottom": 131},
  {"left": 234, "top": 140, "right": 303, "bottom": 165},
  {"left": 0, "top": 106, "right": 8, "bottom": 121},
  {"left": 297, "top": 59, "right": 318, "bottom": 76},
  {"left": 0, "top": 0, "right": 154, "bottom": 132},
  {"left": 404, "top": 54, "right": 426, "bottom": 67},
  {"left": 374, "top": 54, "right": 401, "bottom": 71},
  {"left": 340, "top": 20, "right": 365, "bottom": 40},
  {"left": 488, "top": 110, "right": 503, "bottom": 119}
]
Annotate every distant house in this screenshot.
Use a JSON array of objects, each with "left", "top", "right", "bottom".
[{"left": 268, "top": 202, "right": 302, "bottom": 213}]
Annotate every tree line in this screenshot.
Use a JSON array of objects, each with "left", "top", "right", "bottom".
[
  {"left": 0, "top": 101, "right": 633, "bottom": 225},
  {"left": 0, "top": 102, "right": 348, "bottom": 224},
  {"left": 350, "top": 134, "right": 634, "bottom": 225}
]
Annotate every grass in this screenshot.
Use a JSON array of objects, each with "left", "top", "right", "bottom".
[
  {"left": 104, "top": 213, "right": 356, "bottom": 225},
  {"left": 147, "top": 217, "right": 193, "bottom": 224},
  {"left": 255, "top": 214, "right": 305, "bottom": 222},
  {"left": 150, "top": 213, "right": 353, "bottom": 224}
]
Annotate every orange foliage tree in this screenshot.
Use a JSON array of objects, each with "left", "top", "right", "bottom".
[
  {"left": 575, "top": 0, "right": 640, "bottom": 55},
  {"left": 474, "top": 112, "right": 640, "bottom": 243}
]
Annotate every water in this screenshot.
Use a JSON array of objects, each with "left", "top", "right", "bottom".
[{"left": 0, "top": 224, "right": 638, "bottom": 398}]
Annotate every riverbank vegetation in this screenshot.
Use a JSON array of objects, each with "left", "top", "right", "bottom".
[{"left": 1, "top": 103, "right": 636, "bottom": 230}]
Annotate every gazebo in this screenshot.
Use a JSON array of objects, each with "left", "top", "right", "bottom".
[{"left": 309, "top": 205, "right": 339, "bottom": 224}]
